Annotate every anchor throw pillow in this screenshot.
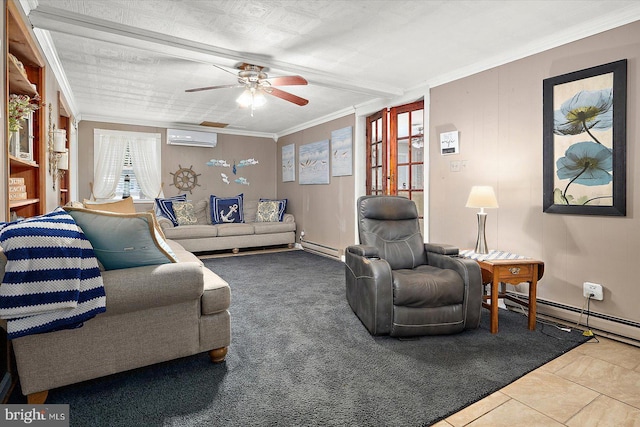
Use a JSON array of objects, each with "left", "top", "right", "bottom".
[{"left": 210, "top": 194, "right": 244, "bottom": 224}]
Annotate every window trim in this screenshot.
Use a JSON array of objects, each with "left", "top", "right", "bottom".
[{"left": 92, "top": 129, "right": 162, "bottom": 203}]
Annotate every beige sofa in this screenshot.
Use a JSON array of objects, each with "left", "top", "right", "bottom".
[
  {"left": 158, "top": 199, "right": 296, "bottom": 254},
  {"left": 0, "top": 240, "right": 231, "bottom": 404}
]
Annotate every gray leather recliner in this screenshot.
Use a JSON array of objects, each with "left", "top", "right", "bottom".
[{"left": 345, "top": 195, "right": 482, "bottom": 337}]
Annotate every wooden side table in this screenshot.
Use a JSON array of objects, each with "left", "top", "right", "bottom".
[{"left": 459, "top": 251, "right": 544, "bottom": 334}]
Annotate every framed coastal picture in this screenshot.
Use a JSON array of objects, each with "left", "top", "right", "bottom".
[
  {"left": 299, "top": 139, "right": 329, "bottom": 185},
  {"left": 331, "top": 126, "right": 353, "bottom": 176},
  {"left": 282, "top": 143, "right": 295, "bottom": 182},
  {"left": 542, "top": 59, "right": 627, "bottom": 216}
]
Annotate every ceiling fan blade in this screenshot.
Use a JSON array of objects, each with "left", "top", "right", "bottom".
[
  {"left": 213, "top": 64, "right": 242, "bottom": 78},
  {"left": 268, "top": 87, "right": 309, "bottom": 106},
  {"left": 266, "top": 75, "right": 308, "bottom": 86},
  {"left": 185, "top": 84, "right": 242, "bottom": 93}
]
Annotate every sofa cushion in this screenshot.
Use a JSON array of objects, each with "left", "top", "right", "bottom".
[
  {"left": 173, "top": 201, "right": 198, "bottom": 225},
  {"left": 255, "top": 200, "right": 281, "bottom": 222},
  {"left": 243, "top": 199, "right": 258, "bottom": 223},
  {"left": 100, "top": 261, "right": 205, "bottom": 316},
  {"left": 253, "top": 221, "right": 296, "bottom": 235},
  {"left": 259, "top": 198, "right": 287, "bottom": 221},
  {"left": 216, "top": 223, "right": 254, "bottom": 237},
  {"left": 83, "top": 197, "right": 136, "bottom": 213},
  {"left": 166, "top": 239, "right": 203, "bottom": 264},
  {"left": 201, "top": 268, "right": 231, "bottom": 315},
  {"left": 163, "top": 225, "right": 219, "bottom": 240},
  {"left": 210, "top": 194, "right": 244, "bottom": 224},
  {"left": 155, "top": 194, "right": 187, "bottom": 225},
  {"left": 193, "top": 199, "right": 208, "bottom": 225},
  {"left": 64, "top": 207, "right": 178, "bottom": 270}
]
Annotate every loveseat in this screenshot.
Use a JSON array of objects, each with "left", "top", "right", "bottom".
[
  {"left": 157, "top": 198, "right": 296, "bottom": 254},
  {"left": 0, "top": 208, "right": 231, "bottom": 404}
]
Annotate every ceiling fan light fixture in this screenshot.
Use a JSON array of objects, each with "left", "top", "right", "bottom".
[
  {"left": 236, "top": 89, "right": 252, "bottom": 107},
  {"left": 236, "top": 88, "right": 266, "bottom": 108},
  {"left": 253, "top": 91, "right": 267, "bottom": 107}
]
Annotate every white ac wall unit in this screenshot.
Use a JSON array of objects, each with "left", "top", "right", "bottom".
[{"left": 166, "top": 128, "right": 217, "bottom": 148}]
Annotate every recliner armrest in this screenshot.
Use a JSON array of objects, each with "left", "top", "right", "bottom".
[
  {"left": 346, "top": 245, "right": 380, "bottom": 259},
  {"left": 425, "top": 243, "right": 459, "bottom": 256},
  {"left": 344, "top": 245, "right": 393, "bottom": 335},
  {"left": 425, "top": 251, "right": 483, "bottom": 330}
]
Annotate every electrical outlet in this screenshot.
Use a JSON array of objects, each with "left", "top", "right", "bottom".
[
  {"left": 450, "top": 160, "right": 461, "bottom": 172},
  {"left": 583, "top": 282, "right": 603, "bottom": 301}
]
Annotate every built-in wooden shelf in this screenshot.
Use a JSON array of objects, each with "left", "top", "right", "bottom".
[
  {"left": 8, "top": 198, "right": 40, "bottom": 209},
  {"left": 8, "top": 58, "right": 38, "bottom": 97},
  {"left": 9, "top": 155, "right": 39, "bottom": 169}
]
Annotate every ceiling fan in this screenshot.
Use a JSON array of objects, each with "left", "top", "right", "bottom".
[{"left": 185, "top": 63, "right": 309, "bottom": 113}]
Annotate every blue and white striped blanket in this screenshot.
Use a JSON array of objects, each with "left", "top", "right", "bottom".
[{"left": 0, "top": 208, "right": 106, "bottom": 339}]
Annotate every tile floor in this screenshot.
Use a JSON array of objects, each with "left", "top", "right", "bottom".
[{"left": 433, "top": 335, "right": 640, "bottom": 426}]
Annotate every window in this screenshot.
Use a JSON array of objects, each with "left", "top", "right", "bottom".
[
  {"left": 93, "top": 129, "right": 162, "bottom": 202},
  {"left": 113, "top": 145, "right": 146, "bottom": 200}
]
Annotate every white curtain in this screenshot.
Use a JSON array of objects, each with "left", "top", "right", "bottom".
[
  {"left": 93, "top": 129, "right": 162, "bottom": 200},
  {"left": 129, "top": 136, "right": 162, "bottom": 199},
  {"left": 92, "top": 133, "right": 127, "bottom": 200}
]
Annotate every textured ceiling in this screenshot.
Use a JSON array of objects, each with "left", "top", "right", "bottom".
[{"left": 25, "top": 0, "right": 640, "bottom": 137}]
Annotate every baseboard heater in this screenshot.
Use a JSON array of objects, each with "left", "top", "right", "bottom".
[
  {"left": 300, "top": 239, "right": 340, "bottom": 259},
  {"left": 504, "top": 291, "right": 640, "bottom": 343}
]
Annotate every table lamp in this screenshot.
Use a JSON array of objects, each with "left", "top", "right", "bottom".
[{"left": 465, "top": 186, "right": 498, "bottom": 254}]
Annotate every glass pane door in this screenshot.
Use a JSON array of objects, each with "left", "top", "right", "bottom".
[
  {"left": 366, "top": 110, "right": 387, "bottom": 195},
  {"left": 390, "top": 101, "right": 424, "bottom": 231},
  {"left": 366, "top": 101, "right": 424, "bottom": 232}
]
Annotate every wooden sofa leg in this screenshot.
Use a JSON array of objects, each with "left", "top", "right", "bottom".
[
  {"left": 288, "top": 243, "right": 294, "bottom": 249},
  {"left": 27, "top": 390, "right": 48, "bottom": 404},
  {"left": 232, "top": 248, "right": 239, "bottom": 254},
  {"left": 209, "top": 347, "right": 228, "bottom": 363}
]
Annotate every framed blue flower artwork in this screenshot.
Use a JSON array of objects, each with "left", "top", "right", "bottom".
[{"left": 543, "top": 59, "right": 627, "bottom": 216}]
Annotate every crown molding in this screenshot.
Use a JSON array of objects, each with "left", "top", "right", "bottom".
[
  {"left": 80, "top": 115, "right": 277, "bottom": 141},
  {"left": 32, "top": 28, "right": 80, "bottom": 118},
  {"left": 428, "top": 6, "right": 640, "bottom": 88},
  {"left": 276, "top": 106, "right": 357, "bottom": 139}
]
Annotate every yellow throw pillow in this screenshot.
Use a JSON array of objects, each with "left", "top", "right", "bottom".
[
  {"left": 146, "top": 209, "right": 167, "bottom": 240},
  {"left": 83, "top": 197, "right": 136, "bottom": 214}
]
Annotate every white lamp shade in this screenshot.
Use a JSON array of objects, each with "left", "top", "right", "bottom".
[
  {"left": 466, "top": 186, "right": 498, "bottom": 208},
  {"left": 53, "top": 129, "right": 67, "bottom": 152},
  {"left": 58, "top": 150, "right": 69, "bottom": 170}
]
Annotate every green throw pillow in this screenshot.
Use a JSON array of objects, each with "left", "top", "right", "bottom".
[{"left": 64, "top": 207, "right": 178, "bottom": 270}]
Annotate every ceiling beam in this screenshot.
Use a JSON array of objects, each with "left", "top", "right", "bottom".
[{"left": 28, "top": 5, "right": 403, "bottom": 98}]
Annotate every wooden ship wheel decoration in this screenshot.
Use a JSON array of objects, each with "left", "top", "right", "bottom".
[{"left": 170, "top": 165, "right": 201, "bottom": 194}]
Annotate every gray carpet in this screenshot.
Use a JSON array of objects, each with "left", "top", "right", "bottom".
[{"left": 16, "top": 250, "right": 588, "bottom": 426}]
